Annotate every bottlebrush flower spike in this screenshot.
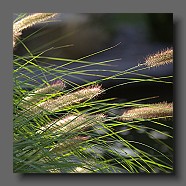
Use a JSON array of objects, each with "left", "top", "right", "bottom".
[
  {"left": 21, "top": 80, "right": 65, "bottom": 107},
  {"left": 37, "top": 85, "right": 103, "bottom": 113},
  {"left": 120, "top": 102, "right": 173, "bottom": 121},
  {"left": 13, "top": 13, "right": 58, "bottom": 48},
  {"left": 144, "top": 48, "right": 173, "bottom": 67},
  {"left": 37, "top": 114, "right": 105, "bottom": 134}
]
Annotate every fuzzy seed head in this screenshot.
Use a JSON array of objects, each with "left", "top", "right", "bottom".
[
  {"left": 13, "top": 13, "right": 58, "bottom": 33},
  {"left": 13, "top": 13, "right": 58, "bottom": 48},
  {"left": 144, "top": 48, "right": 173, "bottom": 67},
  {"left": 34, "top": 80, "right": 65, "bottom": 95},
  {"left": 21, "top": 80, "right": 65, "bottom": 108},
  {"left": 37, "top": 85, "right": 103, "bottom": 113},
  {"left": 37, "top": 114, "right": 105, "bottom": 134},
  {"left": 121, "top": 102, "right": 173, "bottom": 121}
]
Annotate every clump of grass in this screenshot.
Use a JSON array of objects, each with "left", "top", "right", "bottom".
[{"left": 13, "top": 13, "right": 173, "bottom": 173}]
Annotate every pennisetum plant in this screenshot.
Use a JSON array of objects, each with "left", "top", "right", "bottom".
[{"left": 13, "top": 13, "right": 173, "bottom": 173}]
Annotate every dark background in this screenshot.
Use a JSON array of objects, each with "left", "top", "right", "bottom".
[{"left": 14, "top": 13, "right": 173, "bottom": 103}]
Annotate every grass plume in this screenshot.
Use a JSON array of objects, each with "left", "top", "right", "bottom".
[
  {"left": 13, "top": 13, "right": 58, "bottom": 48},
  {"left": 36, "top": 85, "right": 103, "bottom": 113},
  {"left": 144, "top": 48, "right": 173, "bottom": 67},
  {"left": 120, "top": 102, "right": 173, "bottom": 121},
  {"left": 22, "top": 79, "right": 65, "bottom": 106},
  {"left": 37, "top": 114, "right": 105, "bottom": 134}
]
